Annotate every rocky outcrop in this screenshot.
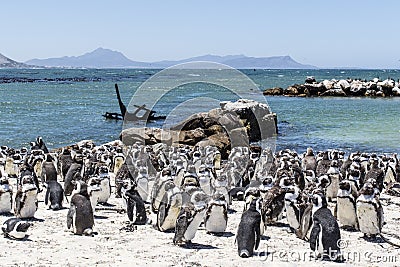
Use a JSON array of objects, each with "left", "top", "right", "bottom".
[
  {"left": 264, "top": 77, "right": 400, "bottom": 97},
  {"left": 120, "top": 99, "right": 277, "bottom": 158}
]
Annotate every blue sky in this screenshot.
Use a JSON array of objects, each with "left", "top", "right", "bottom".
[{"left": 2, "top": 0, "right": 399, "bottom": 68}]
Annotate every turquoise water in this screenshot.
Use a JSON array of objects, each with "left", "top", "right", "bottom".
[{"left": 0, "top": 68, "right": 399, "bottom": 154}]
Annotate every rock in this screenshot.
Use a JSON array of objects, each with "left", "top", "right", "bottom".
[
  {"left": 263, "top": 87, "right": 283, "bottom": 95},
  {"left": 120, "top": 99, "right": 277, "bottom": 159},
  {"left": 320, "top": 88, "right": 347, "bottom": 97},
  {"left": 284, "top": 86, "right": 299, "bottom": 96}
]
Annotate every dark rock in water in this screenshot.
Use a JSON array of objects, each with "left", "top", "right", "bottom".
[
  {"left": 263, "top": 87, "right": 283, "bottom": 96},
  {"left": 120, "top": 99, "right": 277, "bottom": 159}
]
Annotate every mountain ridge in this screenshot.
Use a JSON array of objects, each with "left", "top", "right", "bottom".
[{"left": 25, "top": 48, "right": 317, "bottom": 69}]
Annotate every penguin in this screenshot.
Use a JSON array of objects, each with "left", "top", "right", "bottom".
[
  {"left": 64, "top": 153, "right": 84, "bottom": 196},
  {"left": 198, "top": 165, "right": 212, "bottom": 196},
  {"left": 365, "top": 158, "right": 384, "bottom": 192},
  {"left": 157, "top": 180, "right": 182, "bottom": 231},
  {"left": 173, "top": 191, "right": 208, "bottom": 246},
  {"left": 309, "top": 190, "right": 342, "bottom": 261},
  {"left": 35, "top": 136, "right": 49, "bottom": 154},
  {"left": 302, "top": 147, "right": 316, "bottom": 172},
  {"left": 41, "top": 154, "right": 58, "bottom": 183},
  {"left": 44, "top": 180, "right": 64, "bottom": 210},
  {"left": 151, "top": 168, "right": 173, "bottom": 213},
  {"left": 212, "top": 173, "right": 231, "bottom": 206},
  {"left": 335, "top": 180, "right": 358, "bottom": 230},
  {"left": 315, "top": 151, "right": 331, "bottom": 177},
  {"left": 86, "top": 176, "right": 102, "bottom": 211},
  {"left": 96, "top": 166, "right": 111, "bottom": 203},
  {"left": 356, "top": 182, "right": 384, "bottom": 238},
  {"left": 67, "top": 180, "right": 94, "bottom": 235},
  {"left": 236, "top": 198, "right": 261, "bottom": 258},
  {"left": 135, "top": 165, "right": 149, "bottom": 202},
  {"left": 14, "top": 175, "right": 38, "bottom": 219},
  {"left": 262, "top": 178, "right": 287, "bottom": 225},
  {"left": 0, "top": 177, "right": 13, "bottom": 214},
  {"left": 204, "top": 192, "right": 228, "bottom": 234},
  {"left": 112, "top": 147, "right": 125, "bottom": 175},
  {"left": 325, "top": 160, "right": 341, "bottom": 202},
  {"left": 2, "top": 218, "right": 31, "bottom": 240},
  {"left": 58, "top": 147, "right": 73, "bottom": 182},
  {"left": 284, "top": 184, "right": 302, "bottom": 232},
  {"left": 121, "top": 179, "right": 148, "bottom": 225}
]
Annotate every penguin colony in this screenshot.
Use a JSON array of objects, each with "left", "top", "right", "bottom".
[{"left": 0, "top": 137, "right": 400, "bottom": 261}]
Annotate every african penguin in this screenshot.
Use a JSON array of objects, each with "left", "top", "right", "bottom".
[
  {"left": 96, "top": 166, "right": 111, "bottom": 203},
  {"left": 236, "top": 198, "right": 261, "bottom": 258},
  {"left": 121, "top": 179, "right": 148, "bottom": 225},
  {"left": 335, "top": 180, "right": 358, "bottom": 230},
  {"left": 173, "top": 191, "right": 208, "bottom": 246},
  {"left": 309, "top": 190, "right": 342, "bottom": 261},
  {"left": 44, "top": 180, "right": 64, "bottom": 210},
  {"left": 67, "top": 180, "right": 94, "bottom": 235},
  {"left": 157, "top": 180, "right": 182, "bottom": 231},
  {"left": 41, "top": 154, "right": 58, "bottom": 183},
  {"left": 204, "top": 192, "right": 228, "bottom": 234},
  {"left": 14, "top": 175, "right": 38, "bottom": 219},
  {"left": 356, "top": 182, "right": 384, "bottom": 238},
  {"left": 2, "top": 218, "right": 31, "bottom": 240},
  {"left": 0, "top": 177, "right": 13, "bottom": 214}
]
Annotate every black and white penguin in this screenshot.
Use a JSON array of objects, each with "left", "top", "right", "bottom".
[
  {"left": 309, "top": 190, "right": 342, "bottom": 261},
  {"left": 151, "top": 168, "right": 174, "bottom": 213},
  {"left": 173, "top": 191, "right": 208, "bottom": 246},
  {"left": 121, "top": 179, "right": 148, "bottom": 225},
  {"left": 204, "top": 192, "right": 228, "bottom": 234},
  {"left": 198, "top": 165, "right": 212, "bottom": 196},
  {"left": 212, "top": 173, "right": 231, "bottom": 206},
  {"left": 301, "top": 147, "right": 316, "bottom": 172},
  {"left": 64, "top": 153, "right": 84, "bottom": 196},
  {"left": 157, "top": 180, "right": 183, "bottom": 232},
  {"left": 135, "top": 165, "right": 149, "bottom": 202},
  {"left": 356, "top": 182, "right": 384, "bottom": 238},
  {"left": 326, "top": 160, "right": 341, "bottom": 202},
  {"left": 112, "top": 147, "right": 125, "bottom": 175},
  {"left": 284, "top": 184, "right": 302, "bottom": 232},
  {"left": 335, "top": 180, "right": 358, "bottom": 230},
  {"left": 44, "top": 180, "right": 64, "bottom": 210},
  {"left": 2, "top": 218, "right": 31, "bottom": 240},
  {"left": 96, "top": 166, "right": 111, "bottom": 204},
  {"left": 14, "top": 175, "right": 38, "bottom": 219},
  {"left": 67, "top": 180, "right": 94, "bottom": 235},
  {"left": 236, "top": 198, "right": 261, "bottom": 258},
  {"left": 0, "top": 177, "right": 13, "bottom": 214}
]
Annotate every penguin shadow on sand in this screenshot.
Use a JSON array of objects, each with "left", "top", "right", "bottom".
[
  {"left": 178, "top": 242, "right": 218, "bottom": 250},
  {"left": 207, "top": 231, "right": 235, "bottom": 238}
]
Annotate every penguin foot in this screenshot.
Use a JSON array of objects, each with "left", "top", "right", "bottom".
[{"left": 83, "top": 228, "right": 93, "bottom": 236}]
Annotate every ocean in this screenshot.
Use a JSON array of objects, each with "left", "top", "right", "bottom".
[{"left": 0, "top": 68, "right": 399, "bottom": 154}]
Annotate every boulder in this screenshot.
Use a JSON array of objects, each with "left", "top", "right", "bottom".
[{"left": 263, "top": 87, "right": 283, "bottom": 95}]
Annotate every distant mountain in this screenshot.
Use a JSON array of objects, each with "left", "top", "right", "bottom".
[
  {"left": 26, "top": 48, "right": 154, "bottom": 68},
  {"left": 0, "top": 53, "right": 32, "bottom": 68},
  {"left": 25, "top": 48, "right": 317, "bottom": 69}
]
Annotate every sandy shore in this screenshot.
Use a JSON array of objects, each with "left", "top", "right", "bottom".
[{"left": 1, "top": 179, "right": 400, "bottom": 267}]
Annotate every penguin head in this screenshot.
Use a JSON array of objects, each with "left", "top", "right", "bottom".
[
  {"left": 360, "top": 182, "right": 375, "bottom": 197},
  {"left": 262, "top": 176, "right": 274, "bottom": 186},
  {"left": 310, "top": 189, "right": 327, "bottom": 209},
  {"left": 191, "top": 191, "right": 209, "bottom": 209},
  {"left": 248, "top": 197, "right": 262, "bottom": 214},
  {"left": 339, "top": 180, "right": 351, "bottom": 192},
  {"left": 72, "top": 180, "right": 89, "bottom": 197},
  {"left": 212, "top": 192, "right": 226, "bottom": 202}
]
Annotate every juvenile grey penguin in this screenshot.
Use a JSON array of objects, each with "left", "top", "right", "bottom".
[
  {"left": 204, "top": 192, "right": 228, "bottom": 234},
  {"left": 14, "top": 175, "right": 38, "bottom": 219},
  {"left": 236, "top": 198, "right": 261, "bottom": 258},
  {"left": 0, "top": 177, "right": 13, "bottom": 214},
  {"left": 41, "top": 154, "right": 58, "bottom": 183},
  {"left": 309, "top": 190, "right": 342, "bottom": 261},
  {"left": 2, "top": 218, "right": 31, "bottom": 240},
  {"left": 67, "top": 180, "right": 94, "bottom": 235},
  {"left": 356, "top": 182, "right": 384, "bottom": 238},
  {"left": 58, "top": 147, "right": 73, "bottom": 182},
  {"left": 45, "top": 180, "right": 64, "bottom": 210}
]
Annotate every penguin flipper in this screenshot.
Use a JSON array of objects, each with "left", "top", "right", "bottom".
[
  {"left": 45, "top": 187, "right": 50, "bottom": 206},
  {"left": 174, "top": 208, "right": 189, "bottom": 245},
  {"left": 16, "top": 222, "right": 31, "bottom": 232},
  {"left": 255, "top": 220, "right": 261, "bottom": 250},
  {"left": 127, "top": 198, "right": 136, "bottom": 222},
  {"left": 309, "top": 218, "right": 320, "bottom": 251},
  {"left": 67, "top": 204, "right": 76, "bottom": 229}
]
